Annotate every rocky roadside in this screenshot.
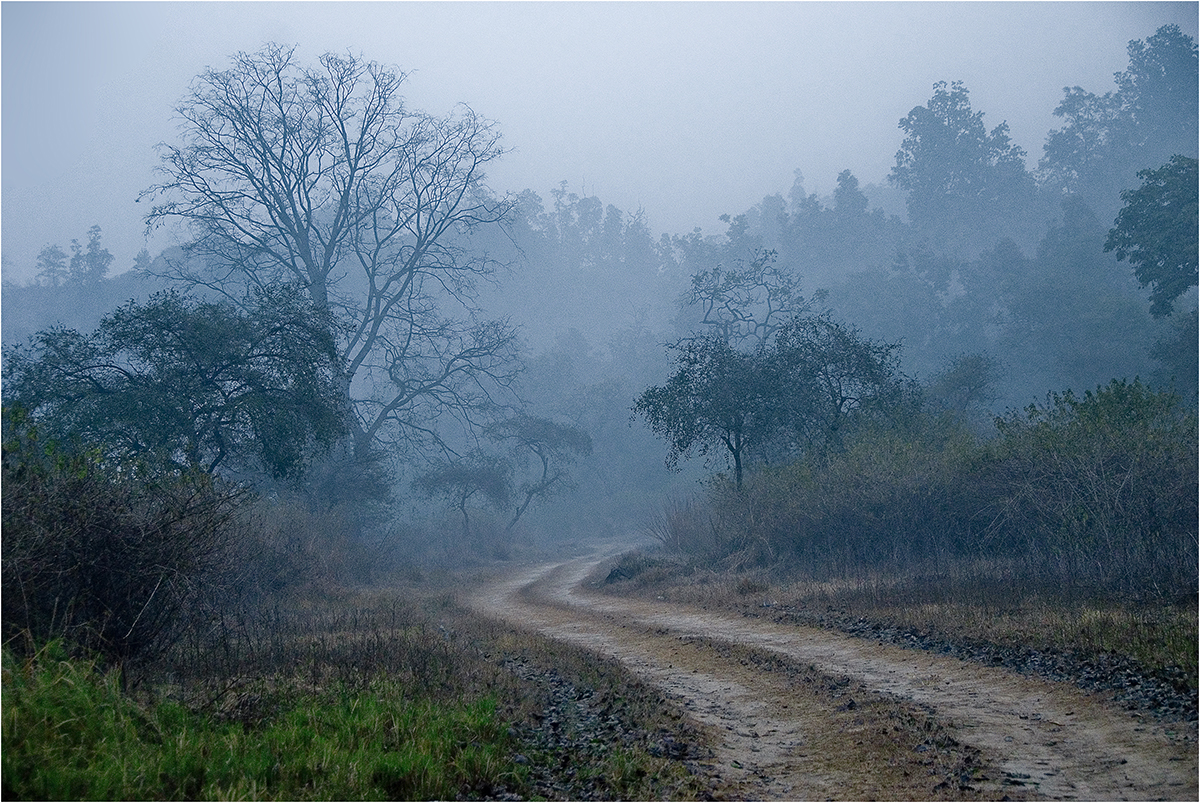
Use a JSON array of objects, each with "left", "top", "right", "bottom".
[
  {"left": 744, "top": 602, "right": 1199, "bottom": 728},
  {"left": 495, "top": 656, "right": 714, "bottom": 801}
]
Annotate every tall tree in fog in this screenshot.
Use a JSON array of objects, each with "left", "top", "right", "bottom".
[
  {"left": 34, "top": 244, "right": 69, "bottom": 288},
  {"left": 890, "top": 80, "right": 1037, "bottom": 252},
  {"left": 35, "top": 226, "right": 113, "bottom": 287},
  {"left": 141, "top": 44, "right": 518, "bottom": 461},
  {"left": 67, "top": 226, "right": 114, "bottom": 285},
  {"left": 1039, "top": 25, "right": 1198, "bottom": 217}
]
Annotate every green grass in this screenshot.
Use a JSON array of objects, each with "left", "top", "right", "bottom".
[{"left": 2, "top": 641, "right": 522, "bottom": 801}]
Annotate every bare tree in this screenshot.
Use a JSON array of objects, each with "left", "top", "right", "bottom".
[{"left": 141, "top": 44, "right": 519, "bottom": 459}]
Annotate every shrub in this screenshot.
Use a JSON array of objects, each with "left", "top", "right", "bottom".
[
  {"left": 668, "top": 379, "right": 1197, "bottom": 598},
  {"left": 988, "top": 379, "right": 1198, "bottom": 594},
  {"left": 1, "top": 407, "right": 245, "bottom": 669}
]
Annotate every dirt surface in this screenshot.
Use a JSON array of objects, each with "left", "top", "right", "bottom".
[{"left": 465, "top": 545, "right": 1198, "bottom": 801}]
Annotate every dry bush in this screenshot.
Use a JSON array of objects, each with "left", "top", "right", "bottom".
[
  {"left": 230, "top": 498, "right": 398, "bottom": 601},
  {"left": 986, "top": 380, "right": 1198, "bottom": 595},
  {"left": 644, "top": 496, "right": 718, "bottom": 557},
  {"left": 1, "top": 410, "right": 244, "bottom": 669}
]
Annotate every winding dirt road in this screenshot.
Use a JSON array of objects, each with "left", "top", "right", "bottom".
[{"left": 466, "top": 546, "right": 1197, "bottom": 801}]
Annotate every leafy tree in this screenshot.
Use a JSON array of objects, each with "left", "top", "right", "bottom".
[
  {"left": 412, "top": 451, "right": 512, "bottom": 540},
  {"left": 1037, "top": 85, "right": 1131, "bottom": 205},
  {"left": 890, "top": 80, "right": 1037, "bottom": 251},
  {"left": 1039, "top": 25, "right": 1198, "bottom": 215},
  {"left": 2, "top": 287, "right": 346, "bottom": 479},
  {"left": 1115, "top": 24, "right": 1199, "bottom": 173},
  {"left": 34, "top": 244, "right": 69, "bottom": 287},
  {"left": 771, "top": 313, "right": 907, "bottom": 451},
  {"left": 140, "top": 44, "right": 518, "bottom": 461},
  {"left": 635, "top": 314, "right": 905, "bottom": 489},
  {"left": 132, "top": 247, "right": 153, "bottom": 273},
  {"left": 1105, "top": 155, "right": 1198, "bottom": 317},
  {"left": 487, "top": 414, "right": 592, "bottom": 532},
  {"left": 634, "top": 336, "right": 779, "bottom": 490}
]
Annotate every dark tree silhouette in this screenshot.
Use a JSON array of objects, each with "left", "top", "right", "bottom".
[
  {"left": 3, "top": 287, "right": 346, "bottom": 479},
  {"left": 1105, "top": 155, "right": 1199, "bottom": 317}
]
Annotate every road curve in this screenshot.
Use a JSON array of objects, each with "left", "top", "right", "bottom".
[{"left": 465, "top": 547, "right": 1197, "bottom": 801}]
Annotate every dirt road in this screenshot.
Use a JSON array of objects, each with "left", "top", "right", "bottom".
[{"left": 466, "top": 547, "right": 1197, "bottom": 801}]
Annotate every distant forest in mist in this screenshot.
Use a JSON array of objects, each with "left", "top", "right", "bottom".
[{"left": 3, "top": 23, "right": 1196, "bottom": 559}]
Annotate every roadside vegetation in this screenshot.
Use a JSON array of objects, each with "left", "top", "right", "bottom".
[
  {"left": 0, "top": 406, "right": 710, "bottom": 801},
  {"left": 616, "top": 376, "right": 1198, "bottom": 705},
  {"left": 3, "top": 595, "right": 711, "bottom": 802},
  {"left": 619, "top": 46, "right": 1198, "bottom": 708}
]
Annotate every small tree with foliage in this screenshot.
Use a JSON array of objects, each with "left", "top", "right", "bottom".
[
  {"left": 67, "top": 225, "right": 114, "bottom": 285},
  {"left": 1105, "top": 154, "right": 1198, "bottom": 317},
  {"left": 413, "top": 452, "right": 512, "bottom": 540},
  {"left": 771, "top": 313, "right": 908, "bottom": 452},
  {"left": 487, "top": 414, "right": 592, "bottom": 532},
  {"left": 2, "top": 286, "right": 347, "bottom": 480},
  {"left": 634, "top": 336, "right": 779, "bottom": 490}
]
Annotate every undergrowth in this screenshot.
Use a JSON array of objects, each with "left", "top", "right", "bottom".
[
  {"left": 2, "top": 588, "right": 710, "bottom": 802},
  {"left": 2, "top": 640, "right": 518, "bottom": 801}
]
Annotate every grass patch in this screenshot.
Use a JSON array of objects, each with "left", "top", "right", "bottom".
[
  {"left": 2, "top": 640, "right": 520, "bottom": 801},
  {"left": 3, "top": 584, "right": 712, "bottom": 801}
]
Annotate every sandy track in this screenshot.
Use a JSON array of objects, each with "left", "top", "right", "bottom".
[{"left": 466, "top": 548, "right": 1197, "bottom": 801}]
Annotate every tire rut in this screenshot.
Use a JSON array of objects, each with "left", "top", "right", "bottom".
[{"left": 466, "top": 548, "right": 1197, "bottom": 801}]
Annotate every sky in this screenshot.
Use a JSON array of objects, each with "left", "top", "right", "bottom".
[{"left": 2, "top": 1, "right": 1197, "bottom": 284}]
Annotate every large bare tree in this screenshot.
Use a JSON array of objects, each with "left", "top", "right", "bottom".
[{"left": 142, "top": 44, "right": 519, "bottom": 459}]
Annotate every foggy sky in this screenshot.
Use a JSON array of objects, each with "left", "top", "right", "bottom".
[{"left": 3, "top": 1, "right": 1197, "bottom": 284}]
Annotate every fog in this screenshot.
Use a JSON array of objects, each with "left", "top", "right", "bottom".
[
  {"left": 2, "top": 2, "right": 1197, "bottom": 562},
  {"left": 3, "top": 2, "right": 1195, "bottom": 280}
]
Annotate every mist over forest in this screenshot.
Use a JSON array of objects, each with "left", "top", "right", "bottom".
[
  {"left": 3, "top": 21, "right": 1196, "bottom": 593},
  {"left": 4, "top": 12, "right": 1199, "bottom": 797}
]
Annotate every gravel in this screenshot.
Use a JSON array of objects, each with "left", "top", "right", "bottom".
[
  {"left": 484, "top": 656, "right": 709, "bottom": 801},
  {"left": 758, "top": 604, "right": 1198, "bottom": 724}
]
